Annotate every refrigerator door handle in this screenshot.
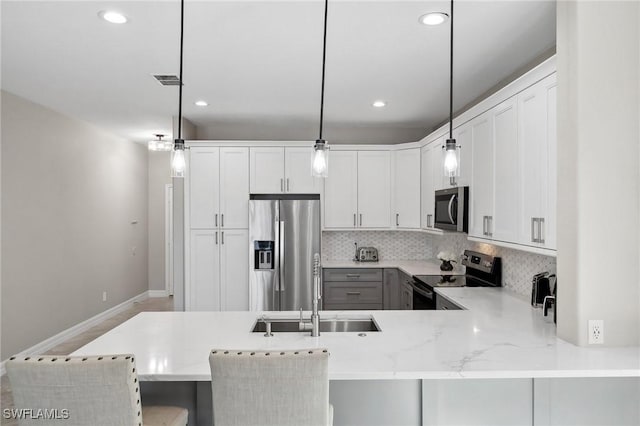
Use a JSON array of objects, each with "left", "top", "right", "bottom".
[{"left": 279, "top": 220, "right": 285, "bottom": 292}]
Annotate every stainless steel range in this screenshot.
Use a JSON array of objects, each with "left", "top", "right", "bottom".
[{"left": 410, "top": 250, "right": 502, "bottom": 310}]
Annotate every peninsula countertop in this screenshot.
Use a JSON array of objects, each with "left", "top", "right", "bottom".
[
  {"left": 321, "top": 259, "right": 465, "bottom": 276},
  {"left": 72, "top": 288, "right": 640, "bottom": 382}
]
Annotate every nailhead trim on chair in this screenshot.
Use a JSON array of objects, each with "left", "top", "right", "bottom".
[{"left": 211, "top": 349, "right": 330, "bottom": 356}]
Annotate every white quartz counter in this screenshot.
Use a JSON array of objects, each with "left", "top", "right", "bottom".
[
  {"left": 322, "top": 259, "right": 465, "bottom": 276},
  {"left": 72, "top": 288, "right": 640, "bottom": 382}
]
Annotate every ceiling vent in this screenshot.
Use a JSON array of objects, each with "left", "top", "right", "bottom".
[{"left": 153, "top": 75, "right": 182, "bottom": 86}]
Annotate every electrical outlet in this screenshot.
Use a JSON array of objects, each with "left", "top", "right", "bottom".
[
  {"left": 102, "top": 292, "right": 107, "bottom": 302},
  {"left": 588, "top": 320, "right": 604, "bottom": 344}
]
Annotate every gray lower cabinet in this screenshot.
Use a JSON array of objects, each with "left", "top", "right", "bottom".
[
  {"left": 383, "top": 269, "right": 400, "bottom": 309},
  {"left": 436, "top": 294, "right": 463, "bottom": 310},
  {"left": 323, "top": 268, "right": 383, "bottom": 310},
  {"left": 400, "top": 281, "right": 413, "bottom": 310}
]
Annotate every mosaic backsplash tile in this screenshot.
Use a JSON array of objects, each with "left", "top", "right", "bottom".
[{"left": 322, "top": 231, "right": 556, "bottom": 297}]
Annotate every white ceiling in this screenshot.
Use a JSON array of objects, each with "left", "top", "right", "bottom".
[{"left": 1, "top": 1, "right": 556, "bottom": 144}]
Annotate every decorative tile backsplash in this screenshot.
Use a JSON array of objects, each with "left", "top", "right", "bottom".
[{"left": 322, "top": 231, "right": 556, "bottom": 297}]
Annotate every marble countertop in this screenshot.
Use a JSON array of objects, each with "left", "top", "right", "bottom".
[
  {"left": 322, "top": 259, "right": 465, "bottom": 276},
  {"left": 72, "top": 288, "right": 640, "bottom": 382}
]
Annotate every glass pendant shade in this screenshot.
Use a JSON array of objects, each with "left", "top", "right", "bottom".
[
  {"left": 148, "top": 135, "right": 172, "bottom": 152},
  {"left": 443, "top": 138, "right": 459, "bottom": 184},
  {"left": 312, "top": 139, "right": 329, "bottom": 177},
  {"left": 171, "top": 140, "right": 186, "bottom": 178}
]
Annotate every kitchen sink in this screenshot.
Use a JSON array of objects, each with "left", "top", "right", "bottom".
[{"left": 251, "top": 317, "right": 381, "bottom": 333}]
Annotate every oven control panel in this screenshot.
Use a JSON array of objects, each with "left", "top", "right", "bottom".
[{"left": 461, "top": 250, "right": 496, "bottom": 274}]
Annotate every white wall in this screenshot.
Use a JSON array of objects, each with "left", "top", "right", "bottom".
[
  {"left": 0, "top": 91, "right": 149, "bottom": 359},
  {"left": 148, "top": 151, "right": 171, "bottom": 292},
  {"left": 557, "top": 1, "right": 640, "bottom": 346}
]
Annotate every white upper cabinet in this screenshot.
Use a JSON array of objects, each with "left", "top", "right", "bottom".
[
  {"left": 358, "top": 151, "right": 392, "bottom": 228},
  {"left": 324, "top": 151, "right": 358, "bottom": 228},
  {"left": 420, "top": 140, "right": 444, "bottom": 230},
  {"left": 190, "top": 149, "right": 220, "bottom": 229},
  {"left": 284, "top": 147, "right": 321, "bottom": 193},
  {"left": 324, "top": 150, "right": 391, "bottom": 229},
  {"left": 250, "top": 146, "right": 320, "bottom": 194},
  {"left": 220, "top": 147, "right": 249, "bottom": 229},
  {"left": 518, "top": 73, "right": 557, "bottom": 249},
  {"left": 393, "top": 148, "right": 421, "bottom": 229},
  {"left": 453, "top": 124, "right": 472, "bottom": 188},
  {"left": 492, "top": 97, "right": 520, "bottom": 244},
  {"left": 189, "top": 147, "right": 248, "bottom": 230},
  {"left": 249, "top": 147, "right": 285, "bottom": 193},
  {"left": 469, "top": 111, "right": 494, "bottom": 239}
]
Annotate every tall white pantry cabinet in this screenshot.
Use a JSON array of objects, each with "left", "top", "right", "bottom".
[{"left": 187, "top": 147, "right": 249, "bottom": 311}]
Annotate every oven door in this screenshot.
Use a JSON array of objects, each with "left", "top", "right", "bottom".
[{"left": 411, "top": 281, "right": 435, "bottom": 310}]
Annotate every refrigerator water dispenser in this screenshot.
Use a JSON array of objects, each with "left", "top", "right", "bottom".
[{"left": 254, "top": 241, "right": 274, "bottom": 270}]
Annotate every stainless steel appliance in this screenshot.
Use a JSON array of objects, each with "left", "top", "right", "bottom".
[
  {"left": 434, "top": 187, "right": 469, "bottom": 232},
  {"left": 356, "top": 247, "right": 378, "bottom": 262},
  {"left": 249, "top": 194, "right": 320, "bottom": 311},
  {"left": 411, "top": 250, "right": 501, "bottom": 310}
]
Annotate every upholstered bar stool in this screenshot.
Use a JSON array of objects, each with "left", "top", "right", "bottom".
[
  {"left": 6, "top": 354, "right": 188, "bottom": 426},
  {"left": 209, "top": 349, "right": 332, "bottom": 426}
]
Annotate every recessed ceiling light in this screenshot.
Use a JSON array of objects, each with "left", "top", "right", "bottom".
[
  {"left": 99, "top": 11, "right": 128, "bottom": 24},
  {"left": 372, "top": 100, "right": 387, "bottom": 108},
  {"left": 419, "top": 12, "right": 448, "bottom": 26},
  {"left": 195, "top": 100, "right": 208, "bottom": 107}
]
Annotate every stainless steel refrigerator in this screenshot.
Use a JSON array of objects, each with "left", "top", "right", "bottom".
[{"left": 249, "top": 194, "right": 320, "bottom": 311}]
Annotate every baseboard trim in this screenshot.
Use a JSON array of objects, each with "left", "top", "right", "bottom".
[
  {"left": 148, "top": 289, "right": 170, "bottom": 298},
  {"left": 1, "top": 291, "right": 149, "bottom": 375}
]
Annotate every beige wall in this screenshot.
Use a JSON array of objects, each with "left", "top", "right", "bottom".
[
  {"left": 148, "top": 151, "right": 171, "bottom": 291},
  {"left": 557, "top": 2, "right": 640, "bottom": 346},
  {"left": 1, "top": 91, "right": 148, "bottom": 359}
]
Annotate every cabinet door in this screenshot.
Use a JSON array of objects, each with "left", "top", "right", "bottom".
[
  {"left": 469, "top": 112, "right": 494, "bottom": 239},
  {"left": 220, "top": 229, "right": 249, "bottom": 311},
  {"left": 284, "top": 147, "right": 321, "bottom": 193},
  {"left": 453, "top": 123, "right": 472, "bottom": 187},
  {"left": 492, "top": 97, "right": 520, "bottom": 243},
  {"left": 220, "top": 147, "right": 249, "bottom": 229},
  {"left": 518, "top": 74, "right": 557, "bottom": 248},
  {"left": 420, "top": 145, "right": 434, "bottom": 229},
  {"left": 431, "top": 137, "right": 446, "bottom": 191},
  {"left": 383, "top": 269, "right": 399, "bottom": 310},
  {"left": 393, "top": 148, "right": 421, "bottom": 229},
  {"left": 249, "top": 147, "right": 285, "bottom": 193},
  {"left": 189, "top": 230, "right": 221, "bottom": 311},
  {"left": 324, "top": 151, "right": 358, "bottom": 228},
  {"left": 189, "top": 148, "right": 219, "bottom": 229},
  {"left": 358, "top": 151, "right": 391, "bottom": 228}
]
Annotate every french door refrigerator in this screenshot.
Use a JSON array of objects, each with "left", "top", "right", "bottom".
[{"left": 249, "top": 194, "right": 320, "bottom": 311}]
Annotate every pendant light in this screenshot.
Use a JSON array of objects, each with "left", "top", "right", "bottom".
[
  {"left": 148, "top": 134, "right": 172, "bottom": 152},
  {"left": 171, "top": 0, "right": 186, "bottom": 178},
  {"left": 443, "top": 0, "right": 460, "bottom": 186},
  {"left": 312, "top": 0, "right": 330, "bottom": 178}
]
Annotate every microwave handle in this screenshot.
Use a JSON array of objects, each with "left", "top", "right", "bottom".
[{"left": 447, "top": 195, "right": 456, "bottom": 224}]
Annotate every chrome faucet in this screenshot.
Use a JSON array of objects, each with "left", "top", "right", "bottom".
[{"left": 299, "top": 253, "right": 322, "bottom": 337}]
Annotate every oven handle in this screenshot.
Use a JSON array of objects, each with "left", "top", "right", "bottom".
[{"left": 411, "top": 281, "right": 434, "bottom": 300}]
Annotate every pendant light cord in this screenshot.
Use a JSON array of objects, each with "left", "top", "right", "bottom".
[
  {"left": 318, "top": 0, "right": 328, "bottom": 140},
  {"left": 448, "top": 0, "right": 454, "bottom": 140},
  {"left": 177, "top": 0, "right": 185, "bottom": 141}
]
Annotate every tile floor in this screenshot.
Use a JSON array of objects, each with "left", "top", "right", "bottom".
[{"left": 0, "top": 296, "right": 174, "bottom": 425}]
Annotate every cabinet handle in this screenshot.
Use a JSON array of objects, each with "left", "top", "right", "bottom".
[
  {"left": 346, "top": 291, "right": 361, "bottom": 296},
  {"left": 346, "top": 274, "right": 360, "bottom": 278},
  {"left": 483, "top": 216, "right": 487, "bottom": 236},
  {"left": 396, "top": 213, "right": 399, "bottom": 226},
  {"left": 215, "top": 232, "right": 218, "bottom": 245},
  {"left": 442, "top": 306, "right": 449, "bottom": 310},
  {"left": 221, "top": 214, "right": 224, "bottom": 228},
  {"left": 280, "top": 178, "right": 284, "bottom": 192},
  {"left": 287, "top": 178, "right": 290, "bottom": 192},
  {"left": 353, "top": 213, "right": 356, "bottom": 227},
  {"left": 531, "top": 218, "right": 536, "bottom": 242},
  {"left": 428, "top": 214, "right": 432, "bottom": 228},
  {"left": 215, "top": 214, "right": 218, "bottom": 227},
  {"left": 359, "top": 214, "right": 363, "bottom": 227},
  {"left": 221, "top": 231, "right": 224, "bottom": 245},
  {"left": 538, "top": 218, "right": 545, "bottom": 244}
]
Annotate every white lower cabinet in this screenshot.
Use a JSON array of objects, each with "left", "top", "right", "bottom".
[{"left": 189, "top": 229, "right": 248, "bottom": 311}]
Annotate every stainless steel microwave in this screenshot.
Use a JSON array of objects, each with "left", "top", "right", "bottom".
[{"left": 434, "top": 187, "right": 469, "bottom": 232}]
